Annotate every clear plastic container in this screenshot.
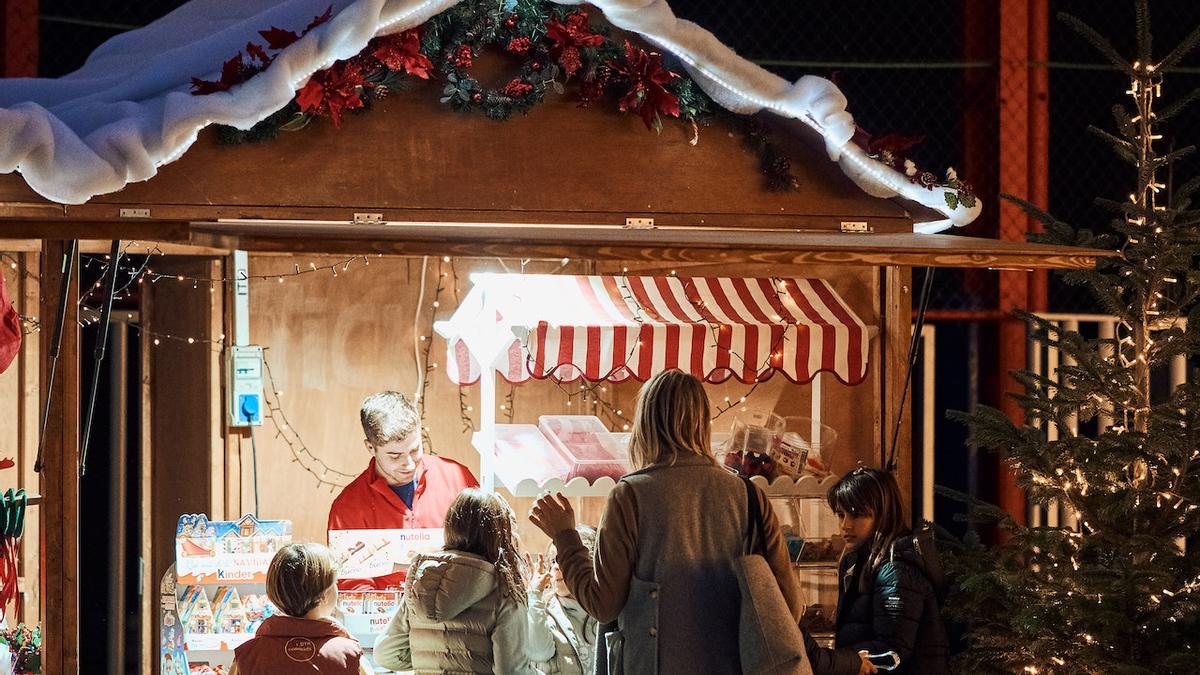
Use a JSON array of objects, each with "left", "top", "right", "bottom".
[
  {"left": 492, "top": 424, "right": 572, "bottom": 486},
  {"left": 795, "top": 567, "right": 840, "bottom": 632},
  {"left": 538, "top": 415, "right": 631, "bottom": 482},
  {"left": 775, "top": 417, "right": 839, "bottom": 477},
  {"left": 722, "top": 409, "right": 784, "bottom": 476}
]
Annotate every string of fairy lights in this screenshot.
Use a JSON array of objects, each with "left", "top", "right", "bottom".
[{"left": 4, "top": 247, "right": 826, "bottom": 489}]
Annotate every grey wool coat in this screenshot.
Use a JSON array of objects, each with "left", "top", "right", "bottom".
[{"left": 554, "top": 454, "right": 803, "bottom": 675}]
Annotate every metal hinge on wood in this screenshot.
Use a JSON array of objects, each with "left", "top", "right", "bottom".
[
  {"left": 839, "top": 221, "right": 871, "bottom": 233},
  {"left": 353, "top": 213, "right": 385, "bottom": 224},
  {"left": 119, "top": 208, "right": 151, "bottom": 218},
  {"left": 625, "top": 217, "right": 655, "bottom": 229}
]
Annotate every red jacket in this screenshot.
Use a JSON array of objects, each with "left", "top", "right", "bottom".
[
  {"left": 233, "top": 615, "right": 362, "bottom": 675},
  {"left": 328, "top": 454, "right": 478, "bottom": 589}
]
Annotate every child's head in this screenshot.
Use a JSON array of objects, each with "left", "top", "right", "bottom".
[
  {"left": 444, "top": 488, "right": 527, "bottom": 604},
  {"left": 552, "top": 525, "right": 596, "bottom": 599},
  {"left": 827, "top": 467, "right": 908, "bottom": 576},
  {"left": 629, "top": 369, "right": 712, "bottom": 469},
  {"left": 266, "top": 543, "right": 338, "bottom": 619},
  {"left": 360, "top": 391, "right": 423, "bottom": 486}
]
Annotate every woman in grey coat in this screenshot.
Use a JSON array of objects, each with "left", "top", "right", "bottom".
[{"left": 530, "top": 369, "right": 804, "bottom": 675}]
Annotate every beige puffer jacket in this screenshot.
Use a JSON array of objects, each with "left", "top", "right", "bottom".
[{"left": 374, "top": 550, "right": 540, "bottom": 675}]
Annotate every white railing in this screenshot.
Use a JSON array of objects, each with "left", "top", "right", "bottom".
[
  {"left": 1029, "top": 313, "right": 1189, "bottom": 531},
  {"left": 912, "top": 314, "right": 1189, "bottom": 531}
]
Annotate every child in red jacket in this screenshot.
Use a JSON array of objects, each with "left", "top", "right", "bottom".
[{"left": 231, "top": 543, "right": 371, "bottom": 675}]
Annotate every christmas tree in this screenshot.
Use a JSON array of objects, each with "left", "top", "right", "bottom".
[{"left": 942, "top": 3, "right": 1200, "bottom": 674}]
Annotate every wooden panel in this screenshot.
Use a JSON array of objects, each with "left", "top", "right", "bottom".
[
  {"left": 147, "top": 257, "right": 223, "bottom": 609},
  {"left": 0, "top": 73, "right": 912, "bottom": 232},
  {"left": 190, "top": 222, "right": 1109, "bottom": 270},
  {"left": 241, "top": 254, "right": 883, "bottom": 550},
  {"left": 880, "top": 267, "right": 915, "bottom": 517},
  {"left": 244, "top": 255, "right": 587, "bottom": 546},
  {"left": 39, "top": 240, "right": 80, "bottom": 675},
  {"left": 140, "top": 292, "right": 155, "bottom": 675}
]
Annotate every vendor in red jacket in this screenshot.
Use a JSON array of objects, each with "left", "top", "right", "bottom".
[{"left": 327, "top": 391, "right": 477, "bottom": 589}]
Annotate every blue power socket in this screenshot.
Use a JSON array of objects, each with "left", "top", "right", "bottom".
[{"left": 238, "top": 394, "right": 262, "bottom": 424}]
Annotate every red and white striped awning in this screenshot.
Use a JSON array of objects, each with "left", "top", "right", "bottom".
[{"left": 436, "top": 274, "right": 874, "bottom": 386}]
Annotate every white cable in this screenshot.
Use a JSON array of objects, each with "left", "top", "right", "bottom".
[{"left": 414, "top": 255, "right": 428, "bottom": 402}]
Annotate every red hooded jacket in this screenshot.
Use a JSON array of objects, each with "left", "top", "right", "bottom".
[
  {"left": 233, "top": 615, "right": 362, "bottom": 675},
  {"left": 328, "top": 454, "right": 478, "bottom": 589}
]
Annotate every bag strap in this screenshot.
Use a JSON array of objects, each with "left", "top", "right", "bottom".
[{"left": 742, "top": 476, "right": 765, "bottom": 556}]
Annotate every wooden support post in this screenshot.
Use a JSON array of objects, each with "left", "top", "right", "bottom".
[
  {"left": 39, "top": 240, "right": 80, "bottom": 674},
  {"left": 880, "top": 266, "right": 914, "bottom": 517}
]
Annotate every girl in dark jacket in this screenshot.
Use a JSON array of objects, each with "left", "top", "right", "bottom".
[{"left": 806, "top": 466, "right": 951, "bottom": 675}]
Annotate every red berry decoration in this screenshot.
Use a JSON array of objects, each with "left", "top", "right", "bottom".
[
  {"left": 531, "top": 62, "right": 541, "bottom": 71},
  {"left": 504, "top": 17, "right": 516, "bottom": 29},
  {"left": 472, "top": 92, "right": 483, "bottom": 102}
]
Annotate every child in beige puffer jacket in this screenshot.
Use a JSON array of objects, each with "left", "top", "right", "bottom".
[{"left": 375, "top": 489, "right": 540, "bottom": 675}]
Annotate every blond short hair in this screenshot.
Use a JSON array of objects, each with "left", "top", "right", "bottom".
[
  {"left": 266, "top": 543, "right": 337, "bottom": 617},
  {"left": 360, "top": 391, "right": 419, "bottom": 446},
  {"left": 628, "top": 369, "right": 713, "bottom": 469}
]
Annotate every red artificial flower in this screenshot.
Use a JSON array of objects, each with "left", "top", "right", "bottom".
[
  {"left": 452, "top": 44, "right": 474, "bottom": 68},
  {"left": 259, "top": 26, "right": 301, "bottom": 51},
  {"left": 500, "top": 79, "right": 534, "bottom": 98},
  {"left": 611, "top": 41, "right": 681, "bottom": 131},
  {"left": 371, "top": 29, "right": 433, "bottom": 79},
  {"left": 546, "top": 11, "right": 604, "bottom": 78},
  {"left": 506, "top": 37, "right": 532, "bottom": 55},
  {"left": 190, "top": 53, "right": 248, "bottom": 94},
  {"left": 260, "top": 5, "right": 332, "bottom": 50},
  {"left": 296, "top": 61, "right": 366, "bottom": 128},
  {"left": 245, "top": 41, "right": 271, "bottom": 68}
]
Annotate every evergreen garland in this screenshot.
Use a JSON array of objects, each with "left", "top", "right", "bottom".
[{"left": 942, "top": 3, "right": 1200, "bottom": 673}]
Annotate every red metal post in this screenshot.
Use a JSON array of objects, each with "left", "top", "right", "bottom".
[
  {"left": 1, "top": 0, "right": 39, "bottom": 77},
  {"left": 995, "top": 0, "right": 1043, "bottom": 527},
  {"left": 1028, "top": 0, "right": 1050, "bottom": 311}
]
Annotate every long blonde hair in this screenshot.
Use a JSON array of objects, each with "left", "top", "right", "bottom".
[
  {"left": 629, "top": 369, "right": 713, "bottom": 469},
  {"left": 443, "top": 489, "right": 528, "bottom": 605}
]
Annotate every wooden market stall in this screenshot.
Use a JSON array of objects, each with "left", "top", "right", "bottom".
[{"left": 0, "top": 7, "right": 1112, "bottom": 672}]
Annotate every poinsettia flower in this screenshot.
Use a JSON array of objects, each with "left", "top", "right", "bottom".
[
  {"left": 190, "top": 53, "right": 248, "bottom": 94},
  {"left": 611, "top": 41, "right": 681, "bottom": 131},
  {"left": 546, "top": 11, "right": 604, "bottom": 78},
  {"left": 371, "top": 29, "right": 433, "bottom": 79},
  {"left": 259, "top": 26, "right": 299, "bottom": 50},
  {"left": 296, "top": 61, "right": 366, "bottom": 128},
  {"left": 259, "top": 5, "right": 332, "bottom": 50}
]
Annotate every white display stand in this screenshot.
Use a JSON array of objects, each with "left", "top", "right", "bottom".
[{"left": 159, "top": 513, "right": 292, "bottom": 674}]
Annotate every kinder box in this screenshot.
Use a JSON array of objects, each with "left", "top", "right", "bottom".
[{"left": 176, "top": 514, "right": 293, "bottom": 584}]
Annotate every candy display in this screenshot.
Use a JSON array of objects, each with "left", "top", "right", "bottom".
[
  {"left": 179, "top": 586, "right": 213, "bottom": 635},
  {"left": 538, "top": 415, "right": 631, "bottom": 482},
  {"left": 211, "top": 587, "right": 246, "bottom": 634}
]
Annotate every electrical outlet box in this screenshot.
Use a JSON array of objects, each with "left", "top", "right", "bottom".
[{"left": 228, "top": 345, "right": 264, "bottom": 426}]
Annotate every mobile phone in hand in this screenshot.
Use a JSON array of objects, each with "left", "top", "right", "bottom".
[{"left": 867, "top": 652, "right": 900, "bottom": 670}]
